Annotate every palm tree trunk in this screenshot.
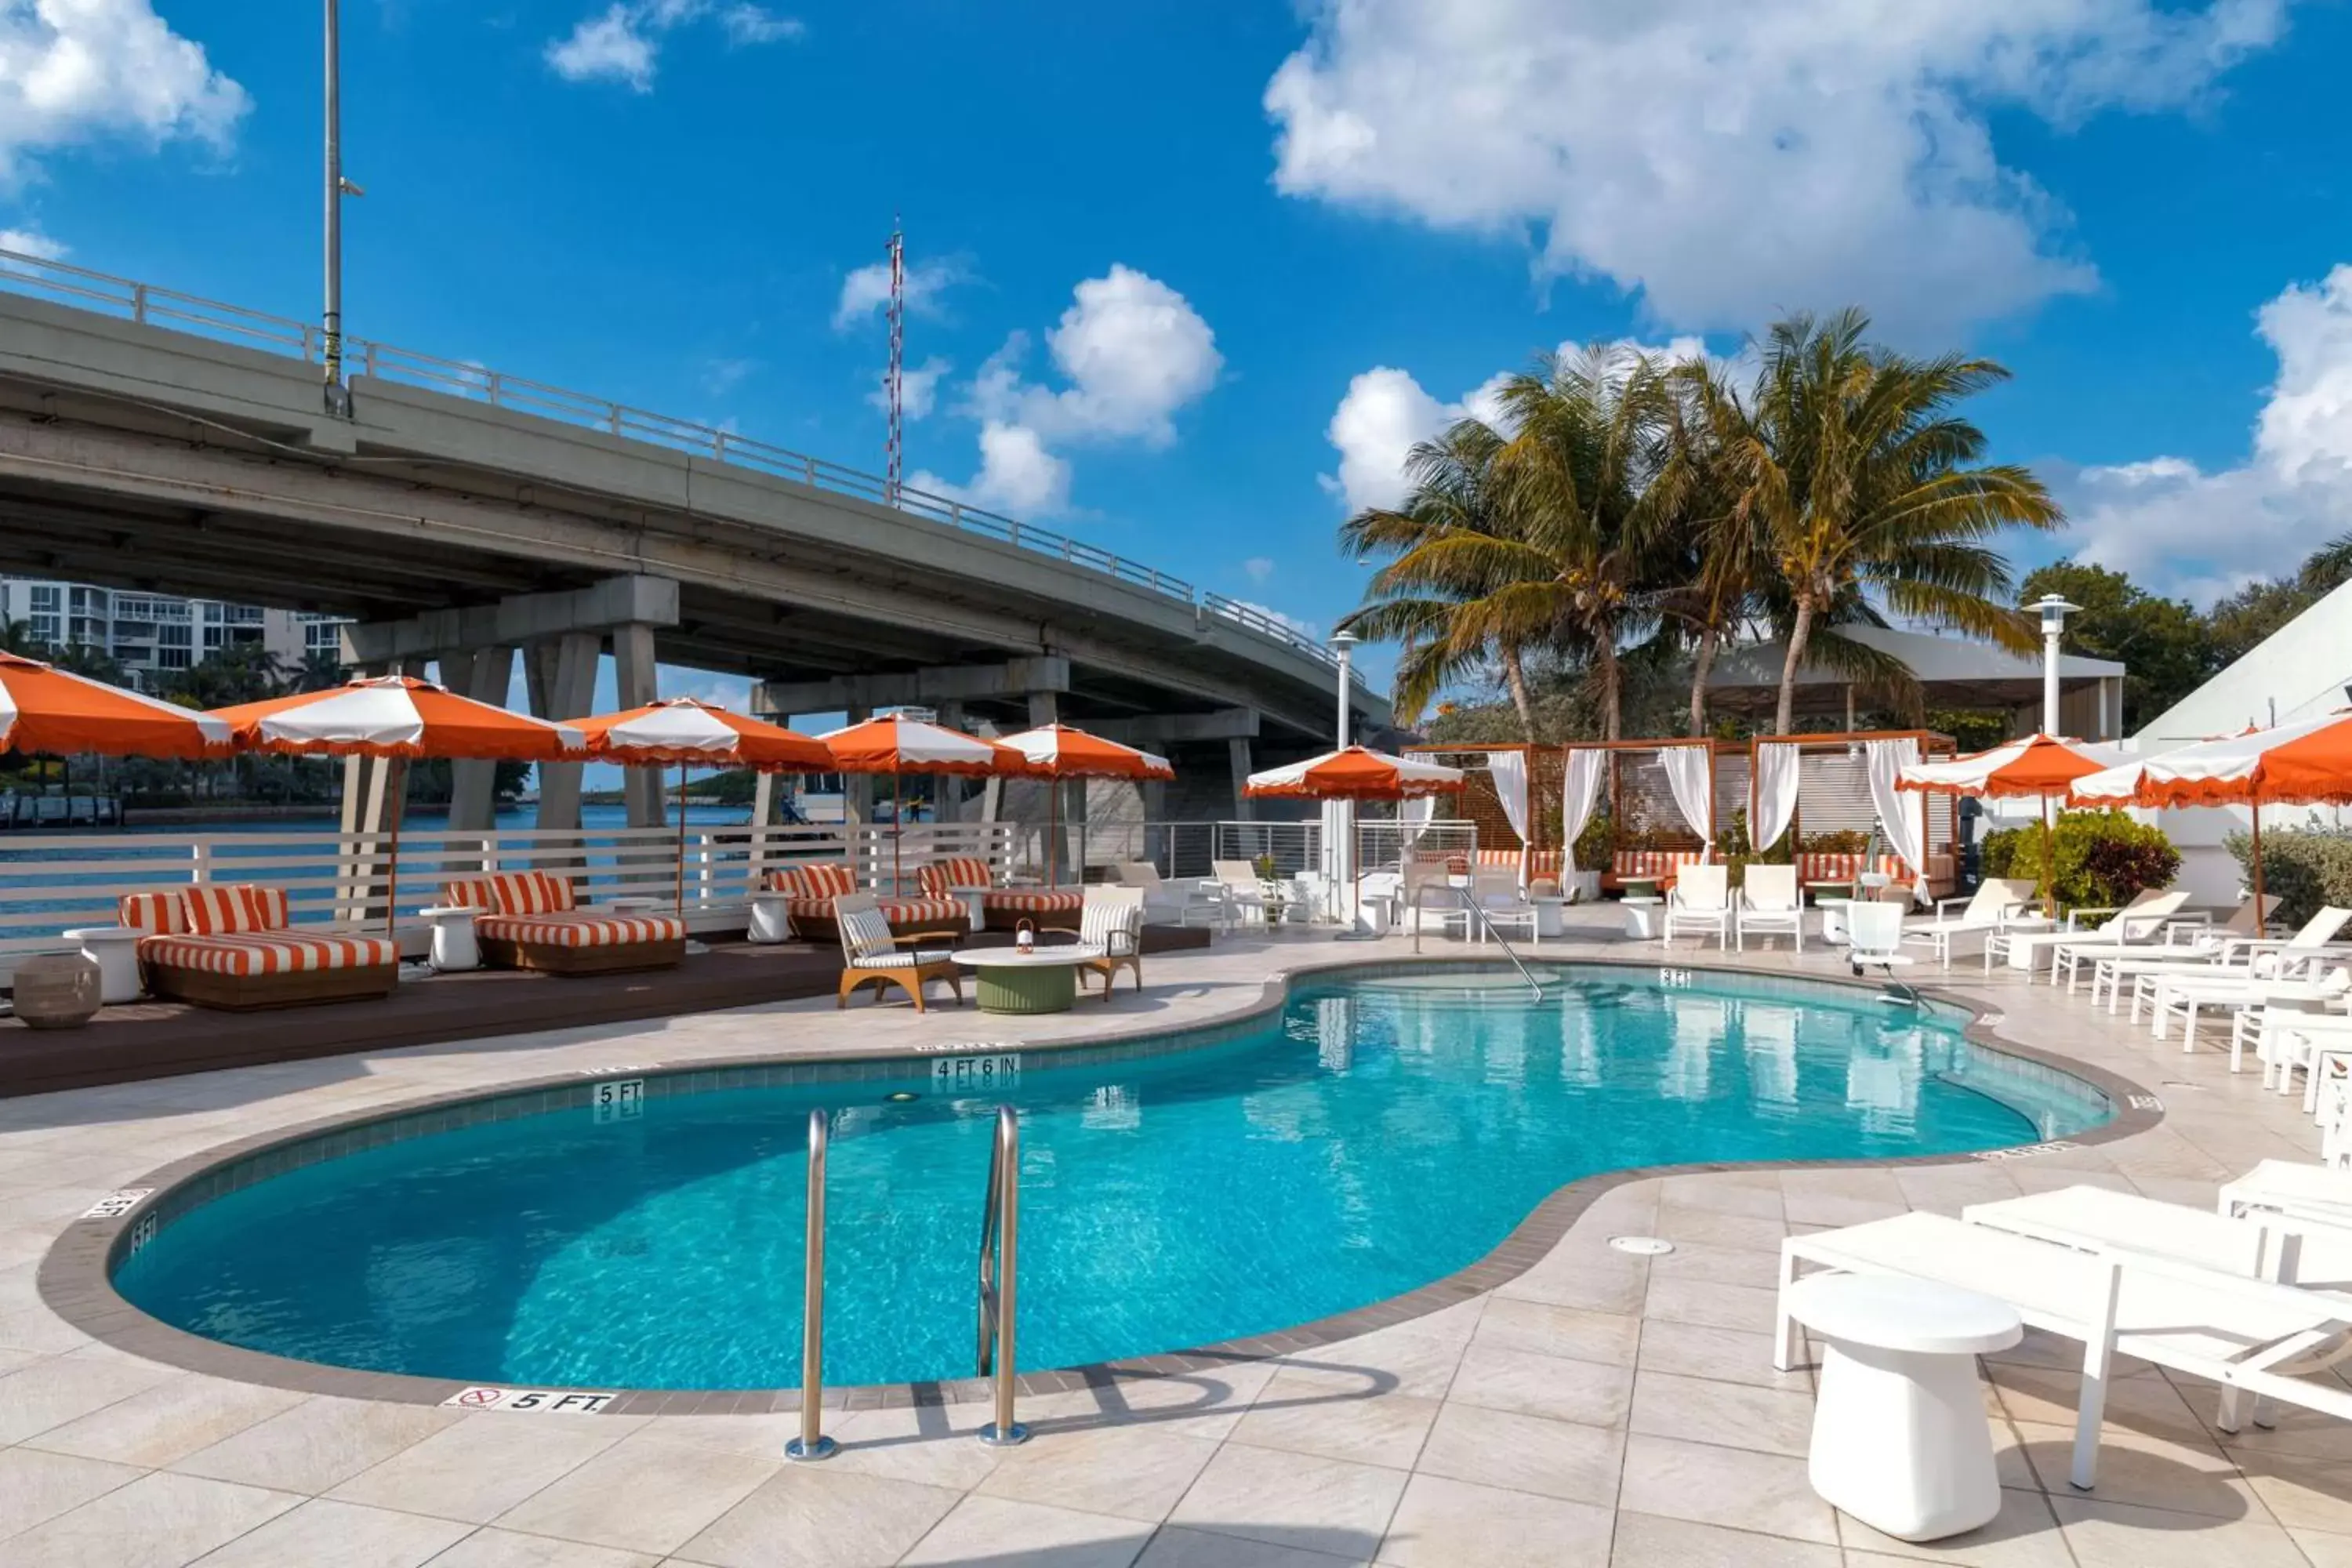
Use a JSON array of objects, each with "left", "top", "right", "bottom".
[
  {"left": 1501, "top": 647, "right": 1537, "bottom": 742},
  {"left": 1775, "top": 598, "right": 1817, "bottom": 736},
  {"left": 1598, "top": 640, "right": 1623, "bottom": 741},
  {"left": 1687, "top": 626, "right": 1719, "bottom": 736}
]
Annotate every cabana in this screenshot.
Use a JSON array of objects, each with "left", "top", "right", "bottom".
[{"left": 1411, "top": 731, "right": 1961, "bottom": 901}]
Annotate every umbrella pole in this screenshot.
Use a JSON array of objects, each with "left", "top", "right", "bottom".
[
  {"left": 1048, "top": 777, "right": 1060, "bottom": 890},
  {"left": 384, "top": 756, "right": 406, "bottom": 938},
  {"left": 2038, "top": 800, "right": 2056, "bottom": 922},
  {"left": 893, "top": 767, "right": 902, "bottom": 893},
  {"left": 2251, "top": 800, "right": 2266, "bottom": 926},
  {"left": 676, "top": 760, "right": 688, "bottom": 913}
]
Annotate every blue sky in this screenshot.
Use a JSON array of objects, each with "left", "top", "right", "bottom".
[{"left": 8, "top": 0, "right": 2352, "bottom": 724}]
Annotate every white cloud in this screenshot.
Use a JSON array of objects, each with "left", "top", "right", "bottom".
[
  {"left": 699, "top": 356, "right": 756, "bottom": 396},
  {"left": 920, "top": 264, "right": 1221, "bottom": 515},
  {"left": 1265, "top": 0, "right": 2290, "bottom": 335},
  {"left": 1243, "top": 556, "right": 1275, "bottom": 584},
  {"left": 0, "top": 0, "right": 249, "bottom": 183},
  {"left": 1319, "top": 336, "right": 1711, "bottom": 514},
  {"left": 0, "top": 226, "right": 64, "bottom": 260},
  {"left": 546, "top": 0, "right": 797, "bottom": 91},
  {"left": 1218, "top": 599, "right": 1320, "bottom": 641},
  {"left": 2060, "top": 263, "right": 2352, "bottom": 604},
  {"left": 833, "top": 255, "right": 964, "bottom": 330},
  {"left": 867, "top": 354, "right": 950, "bottom": 421}
]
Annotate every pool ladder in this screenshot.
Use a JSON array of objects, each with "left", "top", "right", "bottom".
[
  {"left": 975, "top": 1105, "right": 1028, "bottom": 1446},
  {"left": 1465, "top": 899, "right": 1545, "bottom": 1002},
  {"left": 785, "top": 1108, "right": 837, "bottom": 1462}
]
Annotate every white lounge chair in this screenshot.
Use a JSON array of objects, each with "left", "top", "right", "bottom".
[
  {"left": 2143, "top": 963, "right": 2351, "bottom": 1056},
  {"left": 2064, "top": 894, "right": 2290, "bottom": 998},
  {"left": 2222, "top": 1160, "right": 2352, "bottom": 1224},
  {"left": 1845, "top": 898, "right": 1915, "bottom": 978},
  {"left": 1777, "top": 1209, "right": 2352, "bottom": 1490},
  {"left": 1735, "top": 864, "right": 1803, "bottom": 953},
  {"left": 2238, "top": 1004, "right": 2352, "bottom": 1102},
  {"left": 1106, "top": 862, "right": 1221, "bottom": 928},
  {"left": 1662, "top": 863, "right": 1732, "bottom": 949},
  {"left": 1466, "top": 865, "right": 1537, "bottom": 944},
  {"left": 2087, "top": 901, "right": 2337, "bottom": 1012},
  {"left": 1210, "top": 859, "right": 1275, "bottom": 930},
  {"left": 1963, "top": 1183, "right": 2352, "bottom": 1295},
  {"left": 1996, "top": 888, "right": 2191, "bottom": 982},
  {"left": 1902, "top": 877, "right": 2034, "bottom": 971}
]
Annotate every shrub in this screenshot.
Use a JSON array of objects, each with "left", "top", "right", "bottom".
[
  {"left": 1573, "top": 807, "right": 1613, "bottom": 869},
  {"left": 2225, "top": 823, "right": 2352, "bottom": 930},
  {"left": 1797, "top": 828, "right": 1870, "bottom": 855},
  {"left": 1980, "top": 808, "right": 2180, "bottom": 913}
]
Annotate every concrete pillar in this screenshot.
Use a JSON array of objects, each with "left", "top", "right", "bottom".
[
  {"left": 841, "top": 702, "right": 873, "bottom": 831},
  {"left": 1142, "top": 777, "right": 1168, "bottom": 872},
  {"left": 442, "top": 644, "right": 516, "bottom": 834},
  {"left": 1229, "top": 738, "right": 1256, "bottom": 822},
  {"left": 1025, "top": 690, "right": 1061, "bottom": 878},
  {"left": 613, "top": 623, "right": 662, "bottom": 829},
  {"left": 936, "top": 702, "right": 966, "bottom": 823},
  {"left": 526, "top": 632, "right": 600, "bottom": 833}
]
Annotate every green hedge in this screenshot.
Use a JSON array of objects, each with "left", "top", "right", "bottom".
[
  {"left": 2227, "top": 824, "right": 2352, "bottom": 930},
  {"left": 1980, "top": 809, "right": 2180, "bottom": 913}
]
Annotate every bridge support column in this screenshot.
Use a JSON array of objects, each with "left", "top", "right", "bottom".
[
  {"left": 441, "top": 644, "right": 516, "bottom": 835},
  {"left": 936, "top": 702, "right": 966, "bottom": 823},
  {"left": 842, "top": 704, "right": 873, "bottom": 830},
  {"left": 525, "top": 632, "right": 600, "bottom": 833},
  {"left": 613, "top": 622, "right": 662, "bottom": 830},
  {"left": 1229, "top": 738, "right": 1256, "bottom": 822}
]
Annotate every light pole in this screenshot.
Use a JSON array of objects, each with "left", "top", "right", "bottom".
[
  {"left": 322, "top": 0, "right": 363, "bottom": 417},
  {"left": 1329, "top": 630, "right": 1360, "bottom": 929},
  {"left": 2031, "top": 594, "right": 2078, "bottom": 736},
  {"left": 1331, "top": 630, "right": 1359, "bottom": 749}
]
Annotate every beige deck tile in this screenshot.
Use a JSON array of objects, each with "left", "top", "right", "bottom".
[
  {"left": 819, "top": 1403, "right": 1011, "bottom": 1492},
  {"left": 670, "top": 1465, "right": 962, "bottom": 1568},
  {"left": 1443, "top": 1341, "right": 1635, "bottom": 1428},
  {"left": 1375, "top": 1472, "right": 1613, "bottom": 1567},
  {"left": 1025, "top": 1363, "right": 1279, "bottom": 1439},
  {"left": 897, "top": 1495, "right": 1152, "bottom": 1567},
  {"left": 2288, "top": 1526, "right": 2352, "bottom": 1566},
  {"left": 1276, "top": 1330, "right": 1468, "bottom": 1403},
  {"left": 1607, "top": 1510, "right": 1839, "bottom": 1566},
  {"left": 1629, "top": 1369, "right": 1815, "bottom": 1458},
  {"left": 1411, "top": 1400, "right": 1624, "bottom": 1506},
  {"left": 1493, "top": 1252, "right": 1650, "bottom": 1313},
  {"left": 1135, "top": 1523, "right": 1369, "bottom": 1566},
  {"left": 1614, "top": 1433, "right": 1837, "bottom": 1544},
  {"left": 423, "top": 1527, "right": 659, "bottom": 1567},
  {"left": 2234, "top": 1451, "right": 2352, "bottom": 1534},
  {"left": 0, "top": 1470, "right": 301, "bottom": 1568},
  {"left": 1642, "top": 1239, "right": 1783, "bottom": 1290},
  {"left": 0, "top": 1446, "right": 144, "bottom": 1544},
  {"left": 186, "top": 1497, "right": 472, "bottom": 1566},
  {"left": 1228, "top": 1375, "right": 1441, "bottom": 1470},
  {"left": 1641, "top": 1275, "right": 1779, "bottom": 1335},
  {"left": 1651, "top": 1205, "right": 1791, "bottom": 1254},
  {"left": 1984, "top": 1363, "right": 2206, "bottom": 1443},
  {"left": 327, "top": 1413, "right": 632, "bottom": 1525},
  {"left": 171, "top": 1396, "right": 460, "bottom": 1494},
  {"left": 2012, "top": 1420, "right": 2254, "bottom": 1519},
  {"left": 492, "top": 1431, "right": 779, "bottom": 1555},
  {"left": 25, "top": 1373, "right": 305, "bottom": 1468},
  {"left": 0, "top": 1351, "right": 182, "bottom": 1444},
  {"left": 1656, "top": 1174, "right": 1784, "bottom": 1219},
  {"left": 1634, "top": 1319, "right": 1809, "bottom": 1392},
  {"left": 975, "top": 1417, "right": 1223, "bottom": 1520},
  {"left": 1834, "top": 1485, "right": 2072, "bottom": 1568},
  {"left": 2049, "top": 1495, "right": 2310, "bottom": 1568},
  {"left": 1472, "top": 1298, "right": 1642, "bottom": 1366},
  {"left": 1776, "top": 1190, "right": 1909, "bottom": 1229},
  {"left": 1168, "top": 1444, "right": 1408, "bottom": 1557}
]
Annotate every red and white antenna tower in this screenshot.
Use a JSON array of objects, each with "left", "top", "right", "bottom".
[{"left": 884, "top": 217, "right": 904, "bottom": 507}]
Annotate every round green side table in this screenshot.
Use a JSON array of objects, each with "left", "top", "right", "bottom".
[{"left": 954, "top": 951, "right": 1082, "bottom": 1014}]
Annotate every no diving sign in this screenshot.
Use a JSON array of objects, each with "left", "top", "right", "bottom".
[{"left": 443, "top": 1386, "right": 617, "bottom": 1414}]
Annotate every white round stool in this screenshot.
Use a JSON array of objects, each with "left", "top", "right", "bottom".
[
  {"left": 748, "top": 890, "right": 793, "bottom": 945},
  {"left": 416, "top": 906, "right": 481, "bottom": 973},
  {"left": 1786, "top": 1274, "right": 2022, "bottom": 1542},
  {"left": 60, "top": 926, "right": 143, "bottom": 1004}
]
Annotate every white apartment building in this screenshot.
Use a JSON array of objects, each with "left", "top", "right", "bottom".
[{"left": 0, "top": 578, "right": 348, "bottom": 693}]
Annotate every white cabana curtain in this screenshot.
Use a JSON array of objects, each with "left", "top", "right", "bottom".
[
  {"left": 1400, "top": 793, "right": 1436, "bottom": 845},
  {"left": 1561, "top": 747, "right": 1606, "bottom": 873},
  {"left": 1751, "top": 740, "right": 1801, "bottom": 853},
  {"left": 1864, "top": 737, "right": 1931, "bottom": 906},
  {"left": 1486, "top": 750, "right": 1531, "bottom": 851},
  {"left": 1660, "top": 743, "right": 1715, "bottom": 858}
]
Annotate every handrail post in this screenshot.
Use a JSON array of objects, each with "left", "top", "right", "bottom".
[
  {"left": 978, "top": 1105, "right": 1027, "bottom": 1446},
  {"left": 784, "top": 1108, "right": 837, "bottom": 1461}
]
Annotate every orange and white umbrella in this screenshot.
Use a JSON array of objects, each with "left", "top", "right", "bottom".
[
  {"left": 210, "top": 677, "right": 586, "bottom": 931},
  {"left": 575, "top": 699, "right": 833, "bottom": 909},
  {"left": 0, "top": 650, "right": 230, "bottom": 757},
  {"left": 821, "top": 713, "right": 1034, "bottom": 885},
  {"left": 998, "top": 723, "right": 1175, "bottom": 886},
  {"left": 1243, "top": 746, "right": 1465, "bottom": 801},
  {"left": 2072, "top": 712, "right": 2352, "bottom": 912},
  {"left": 1900, "top": 735, "right": 2134, "bottom": 916}
]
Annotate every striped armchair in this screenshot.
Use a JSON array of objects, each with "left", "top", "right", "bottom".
[
  {"left": 440, "top": 871, "right": 685, "bottom": 975},
  {"left": 120, "top": 884, "right": 399, "bottom": 1011}
]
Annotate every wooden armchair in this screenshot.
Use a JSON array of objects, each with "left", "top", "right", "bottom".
[{"left": 834, "top": 892, "right": 964, "bottom": 1011}]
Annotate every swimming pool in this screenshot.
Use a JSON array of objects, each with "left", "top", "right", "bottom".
[{"left": 111, "top": 966, "right": 2111, "bottom": 1392}]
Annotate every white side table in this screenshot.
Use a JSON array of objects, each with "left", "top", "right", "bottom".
[
  {"left": 417, "top": 907, "right": 481, "bottom": 972},
  {"left": 1786, "top": 1274, "right": 2022, "bottom": 1542},
  {"left": 60, "top": 926, "right": 143, "bottom": 1004},
  {"left": 950, "top": 887, "right": 989, "bottom": 932},
  {"left": 747, "top": 890, "right": 793, "bottom": 945},
  {"left": 1621, "top": 896, "right": 1663, "bottom": 939},
  {"left": 1531, "top": 896, "right": 1569, "bottom": 940},
  {"left": 1817, "top": 898, "right": 1853, "bottom": 946}
]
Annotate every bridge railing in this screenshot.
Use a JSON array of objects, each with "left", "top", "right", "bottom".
[{"left": 0, "top": 246, "right": 1355, "bottom": 681}]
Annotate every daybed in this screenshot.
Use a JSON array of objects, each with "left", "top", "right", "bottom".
[
  {"left": 439, "top": 872, "right": 685, "bottom": 975},
  {"left": 766, "top": 862, "right": 964, "bottom": 944},
  {"left": 119, "top": 885, "right": 399, "bottom": 1011},
  {"left": 917, "top": 855, "right": 1081, "bottom": 931}
]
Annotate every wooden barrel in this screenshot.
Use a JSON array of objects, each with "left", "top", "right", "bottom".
[{"left": 12, "top": 953, "right": 102, "bottom": 1029}]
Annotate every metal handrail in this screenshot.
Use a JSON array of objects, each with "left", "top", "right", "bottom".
[
  {"left": 974, "top": 1105, "right": 1027, "bottom": 1446},
  {"left": 1465, "top": 898, "right": 1546, "bottom": 1001},
  {"left": 0, "top": 245, "right": 1358, "bottom": 682},
  {"left": 784, "top": 1108, "right": 837, "bottom": 1461}
]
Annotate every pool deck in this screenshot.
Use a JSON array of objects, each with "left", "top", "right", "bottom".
[{"left": 0, "top": 906, "right": 2343, "bottom": 1566}]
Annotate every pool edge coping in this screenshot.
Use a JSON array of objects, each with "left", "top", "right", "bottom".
[{"left": 35, "top": 953, "right": 2162, "bottom": 1416}]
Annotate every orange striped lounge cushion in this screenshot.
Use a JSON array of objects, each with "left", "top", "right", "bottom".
[
  {"left": 475, "top": 913, "right": 687, "bottom": 949},
  {"left": 917, "top": 856, "right": 996, "bottom": 898},
  {"left": 770, "top": 863, "right": 858, "bottom": 898},
  {"left": 138, "top": 931, "right": 398, "bottom": 977},
  {"left": 441, "top": 872, "right": 578, "bottom": 915},
  {"left": 119, "top": 892, "right": 186, "bottom": 935},
  {"left": 179, "top": 884, "right": 292, "bottom": 935},
  {"left": 985, "top": 889, "right": 1083, "bottom": 916}
]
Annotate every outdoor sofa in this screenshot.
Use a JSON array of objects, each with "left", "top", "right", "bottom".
[
  {"left": 118, "top": 885, "right": 399, "bottom": 1011},
  {"left": 917, "top": 855, "right": 1081, "bottom": 931},
  {"left": 438, "top": 871, "right": 685, "bottom": 975},
  {"left": 767, "top": 862, "right": 964, "bottom": 944}
]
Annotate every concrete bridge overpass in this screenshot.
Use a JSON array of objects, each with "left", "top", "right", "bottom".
[{"left": 0, "top": 252, "right": 1381, "bottom": 825}]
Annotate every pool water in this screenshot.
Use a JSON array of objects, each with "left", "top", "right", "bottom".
[{"left": 114, "top": 969, "right": 2107, "bottom": 1390}]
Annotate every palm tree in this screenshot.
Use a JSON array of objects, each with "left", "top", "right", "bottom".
[
  {"left": 0, "top": 618, "right": 42, "bottom": 657},
  {"left": 1650, "top": 363, "right": 1764, "bottom": 734},
  {"left": 295, "top": 647, "right": 348, "bottom": 692},
  {"left": 1337, "top": 419, "right": 1542, "bottom": 736},
  {"left": 1700, "top": 310, "right": 2064, "bottom": 733}
]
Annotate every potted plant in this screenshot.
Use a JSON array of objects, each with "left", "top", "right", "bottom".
[{"left": 1252, "top": 853, "right": 1290, "bottom": 923}]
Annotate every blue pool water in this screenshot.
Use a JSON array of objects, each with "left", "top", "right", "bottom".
[{"left": 114, "top": 968, "right": 2108, "bottom": 1390}]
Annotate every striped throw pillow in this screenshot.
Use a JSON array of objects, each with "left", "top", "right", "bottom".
[
  {"left": 118, "top": 892, "right": 185, "bottom": 935},
  {"left": 180, "top": 884, "right": 271, "bottom": 935}
]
